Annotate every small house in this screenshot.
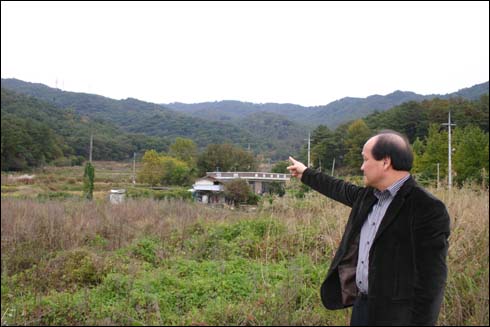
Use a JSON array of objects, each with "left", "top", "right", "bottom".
[{"left": 190, "top": 172, "right": 291, "bottom": 204}]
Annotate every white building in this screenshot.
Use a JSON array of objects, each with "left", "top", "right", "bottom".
[{"left": 190, "top": 172, "right": 290, "bottom": 204}]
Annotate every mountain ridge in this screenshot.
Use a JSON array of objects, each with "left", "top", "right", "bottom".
[
  {"left": 164, "top": 81, "right": 488, "bottom": 128},
  {"left": 1, "top": 78, "right": 488, "bottom": 159}
]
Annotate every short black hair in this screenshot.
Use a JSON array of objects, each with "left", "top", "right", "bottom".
[{"left": 371, "top": 130, "right": 413, "bottom": 171}]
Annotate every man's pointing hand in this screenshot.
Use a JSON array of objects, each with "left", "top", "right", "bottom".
[{"left": 287, "top": 156, "right": 307, "bottom": 179}]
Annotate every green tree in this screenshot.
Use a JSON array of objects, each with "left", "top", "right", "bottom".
[
  {"left": 160, "top": 156, "right": 192, "bottom": 186},
  {"left": 411, "top": 137, "right": 426, "bottom": 175},
  {"left": 413, "top": 124, "right": 448, "bottom": 181},
  {"left": 83, "top": 162, "right": 95, "bottom": 200},
  {"left": 271, "top": 160, "right": 289, "bottom": 174},
  {"left": 224, "top": 179, "right": 251, "bottom": 206},
  {"left": 197, "top": 144, "right": 257, "bottom": 176},
  {"left": 365, "top": 101, "right": 428, "bottom": 143},
  {"left": 0, "top": 114, "right": 64, "bottom": 170},
  {"left": 169, "top": 137, "right": 198, "bottom": 168},
  {"left": 344, "top": 119, "right": 372, "bottom": 173},
  {"left": 1, "top": 115, "right": 31, "bottom": 170},
  {"left": 268, "top": 181, "right": 286, "bottom": 197},
  {"left": 310, "top": 125, "right": 345, "bottom": 173},
  {"left": 394, "top": 101, "right": 428, "bottom": 142},
  {"left": 453, "top": 125, "right": 489, "bottom": 185},
  {"left": 476, "top": 94, "right": 489, "bottom": 132}
]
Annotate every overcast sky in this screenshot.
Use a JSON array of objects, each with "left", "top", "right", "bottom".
[{"left": 2, "top": 1, "right": 489, "bottom": 107}]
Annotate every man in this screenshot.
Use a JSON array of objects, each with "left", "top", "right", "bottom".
[{"left": 287, "top": 130, "right": 450, "bottom": 326}]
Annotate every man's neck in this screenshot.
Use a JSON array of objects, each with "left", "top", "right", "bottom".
[{"left": 376, "top": 171, "right": 410, "bottom": 191}]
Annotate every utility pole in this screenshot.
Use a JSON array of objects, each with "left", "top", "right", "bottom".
[
  {"left": 303, "top": 133, "right": 313, "bottom": 167},
  {"left": 132, "top": 152, "right": 136, "bottom": 184},
  {"left": 307, "top": 132, "right": 311, "bottom": 167},
  {"left": 331, "top": 157, "right": 336, "bottom": 176},
  {"left": 441, "top": 110, "right": 456, "bottom": 189},
  {"left": 89, "top": 133, "right": 93, "bottom": 163}
]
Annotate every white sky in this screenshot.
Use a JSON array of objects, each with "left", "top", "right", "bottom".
[{"left": 2, "top": 1, "right": 489, "bottom": 107}]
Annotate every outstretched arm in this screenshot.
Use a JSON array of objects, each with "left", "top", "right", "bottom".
[{"left": 287, "top": 156, "right": 364, "bottom": 207}]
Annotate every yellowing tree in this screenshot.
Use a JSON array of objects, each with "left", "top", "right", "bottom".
[
  {"left": 138, "top": 150, "right": 164, "bottom": 186},
  {"left": 138, "top": 150, "right": 191, "bottom": 186}
]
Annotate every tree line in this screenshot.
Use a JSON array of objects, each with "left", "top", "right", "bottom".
[
  {"left": 138, "top": 139, "right": 257, "bottom": 186},
  {"left": 1, "top": 88, "right": 169, "bottom": 171},
  {"left": 2, "top": 86, "right": 488, "bottom": 187},
  {"left": 301, "top": 95, "right": 489, "bottom": 186}
]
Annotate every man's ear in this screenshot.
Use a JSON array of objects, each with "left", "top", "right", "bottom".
[{"left": 383, "top": 157, "right": 391, "bottom": 169}]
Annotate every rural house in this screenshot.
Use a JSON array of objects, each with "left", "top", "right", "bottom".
[{"left": 191, "top": 171, "right": 291, "bottom": 204}]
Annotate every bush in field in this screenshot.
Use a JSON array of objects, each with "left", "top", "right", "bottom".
[
  {"left": 286, "top": 179, "right": 311, "bottom": 198},
  {"left": 83, "top": 162, "right": 95, "bottom": 200},
  {"left": 37, "top": 191, "right": 76, "bottom": 200},
  {"left": 268, "top": 181, "right": 285, "bottom": 197},
  {"left": 152, "top": 189, "right": 192, "bottom": 201},
  {"left": 52, "top": 155, "right": 85, "bottom": 167},
  {"left": 126, "top": 187, "right": 191, "bottom": 201},
  {"left": 246, "top": 192, "right": 260, "bottom": 205},
  {"left": 14, "top": 249, "right": 107, "bottom": 293},
  {"left": 224, "top": 179, "right": 250, "bottom": 206},
  {"left": 131, "top": 237, "right": 162, "bottom": 265}
]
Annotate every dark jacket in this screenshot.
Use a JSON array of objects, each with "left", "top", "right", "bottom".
[{"left": 301, "top": 168, "right": 450, "bottom": 326}]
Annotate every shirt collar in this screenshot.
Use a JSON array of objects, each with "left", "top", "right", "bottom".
[{"left": 374, "top": 174, "right": 411, "bottom": 200}]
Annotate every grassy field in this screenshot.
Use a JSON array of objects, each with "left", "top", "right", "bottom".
[
  {"left": 1, "top": 163, "right": 488, "bottom": 325},
  {"left": 0, "top": 161, "right": 191, "bottom": 202}
]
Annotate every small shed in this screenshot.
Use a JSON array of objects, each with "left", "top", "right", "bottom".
[{"left": 109, "top": 189, "right": 126, "bottom": 204}]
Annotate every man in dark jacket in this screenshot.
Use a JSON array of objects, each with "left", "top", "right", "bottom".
[{"left": 287, "top": 130, "right": 450, "bottom": 326}]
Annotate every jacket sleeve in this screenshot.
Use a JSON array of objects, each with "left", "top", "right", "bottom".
[
  {"left": 300, "top": 168, "right": 364, "bottom": 208},
  {"left": 411, "top": 199, "right": 450, "bottom": 325}
]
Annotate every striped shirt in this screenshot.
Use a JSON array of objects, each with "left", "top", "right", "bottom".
[{"left": 356, "top": 174, "right": 411, "bottom": 294}]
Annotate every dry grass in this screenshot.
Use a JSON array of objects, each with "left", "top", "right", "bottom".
[
  {"left": 1, "top": 199, "right": 250, "bottom": 262},
  {"left": 433, "top": 187, "right": 489, "bottom": 325},
  {"left": 1, "top": 185, "right": 488, "bottom": 325}
]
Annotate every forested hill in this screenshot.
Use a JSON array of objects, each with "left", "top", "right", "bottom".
[
  {"left": 1, "top": 78, "right": 488, "bottom": 166},
  {"left": 1, "top": 79, "right": 307, "bottom": 159},
  {"left": 165, "top": 82, "right": 489, "bottom": 128},
  {"left": 1, "top": 88, "right": 173, "bottom": 170},
  {"left": 166, "top": 100, "right": 307, "bottom": 123},
  {"left": 0, "top": 79, "right": 261, "bottom": 149}
]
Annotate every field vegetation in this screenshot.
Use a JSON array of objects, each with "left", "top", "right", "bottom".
[{"left": 1, "top": 162, "right": 488, "bottom": 325}]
